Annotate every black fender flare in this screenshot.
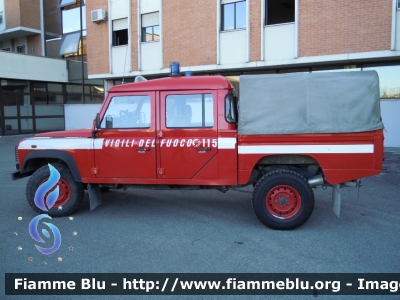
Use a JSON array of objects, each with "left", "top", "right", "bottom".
[{"left": 22, "top": 150, "right": 82, "bottom": 182}]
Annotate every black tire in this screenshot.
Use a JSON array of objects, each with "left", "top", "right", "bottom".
[
  {"left": 26, "top": 163, "right": 84, "bottom": 217},
  {"left": 252, "top": 169, "right": 314, "bottom": 230}
]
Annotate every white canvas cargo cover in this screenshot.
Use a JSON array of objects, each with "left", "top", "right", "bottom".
[{"left": 238, "top": 71, "right": 383, "bottom": 135}]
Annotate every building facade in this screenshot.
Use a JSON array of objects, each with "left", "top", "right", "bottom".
[
  {"left": 0, "top": 0, "right": 104, "bottom": 136},
  {"left": 86, "top": 0, "right": 400, "bottom": 147}
]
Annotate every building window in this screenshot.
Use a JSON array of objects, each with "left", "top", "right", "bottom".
[
  {"left": 221, "top": 0, "right": 246, "bottom": 31},
  {"left": 60, "top": 3, "right": 86, "bottom": 59},
  {"left": 35, "top": 118, "right": 65, "bottom": 132},
  {"left": 33, "top": 82, "right": 47, "bottom": 92},
  {"left": 1, "top": 79, "right": 29, "bottom": 93},
  {"left": 59, "top": 31, "right": 81, "bottom": 55},
  {"left": 166, "top": 94, "right": 214, "bottom": 128},
  {"left": 141, "top": 12, "right": 160, "bottom": 42},
  {"left": 112, "top": 18, "right": 128, "bottom": 46},
  {"left": 113, "top": 30, "right": 128, "bottom": 46},
  {"left": 62, "top": 5, "right": 86, "bottom": 35},
  {"left": 265, "top": 0, "right": 295, "bottom": 26},
  {"left": 91, "top": 85, "right": 105, "bottom": 102},
  {"left": 17, "top": 46, "right": 26, "bottom": 54},
  {"left": 59, "top": 0, "right": 77, "bottom": 8}
]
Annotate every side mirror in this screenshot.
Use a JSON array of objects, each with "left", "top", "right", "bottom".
[
  {"left": 230, "top": 99, "right": 237, "bottom": 122},
  {"left": 92, "top": 113, "right": 101, "bottom": 138},
  {"left": 95, "top": 113, "right": 101, "bottom": 129},
  {"left": 105, "top": 115, "right": 113, "bottom": 129},
  {"left": 225, "top": 94, "right": 238, "bottom": 124}
]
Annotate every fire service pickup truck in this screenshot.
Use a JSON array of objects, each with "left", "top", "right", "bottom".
[{"left": 12, "top": 66, "right": 384, "bottom": 230}]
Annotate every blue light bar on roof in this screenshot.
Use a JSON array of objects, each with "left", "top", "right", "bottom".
[{"left": 170, "top": 62, "right": 180, "bottom": 77}]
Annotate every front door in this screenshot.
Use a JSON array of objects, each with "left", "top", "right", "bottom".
[
  {"left": 158, "top": 91, "right": 218, "bottom": 179},
  {"left": 1, "top": 93, "right": 34, "bottom": 135},
  {"left": 94, "top": 92, "right": 156, "bottom": 179}
]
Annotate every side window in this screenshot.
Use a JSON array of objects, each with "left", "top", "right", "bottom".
[
  {"left": 221, "top": 0, "right": 246, "bottom": 31},
  {"left": 112, "top": 18, "right": 128, "bottom": 46},
  {"left": 141, "top": 12, "right": 160, "bottom": 42},
  {"left": 101, "top": 95, "right": 150, "bottom": 129},
  {"left": 166, "top": 94, "right": 213, "bottom": 128},
  {"left": 265, "top": 0, "right": 295, "bottom": 26}
]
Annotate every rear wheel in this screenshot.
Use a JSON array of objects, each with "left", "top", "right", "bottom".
[
  {"left": 252, "top": 169, "right": 314, "bottom": 230},
  {"left": 26, "top": 163, "right": 84, "bottom": 217}
]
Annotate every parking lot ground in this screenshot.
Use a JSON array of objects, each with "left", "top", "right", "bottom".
[{"left": 1, "top": 135, "right": 399, "bottom": 299}]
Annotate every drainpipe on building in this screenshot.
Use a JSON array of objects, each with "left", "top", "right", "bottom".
[
  {"left": 216, "top": 0, "right": 220, "bottom": 65},
  {"left": 294, "top": 0, "right": 299, "bottom": 58},
  {"left": 260, "top": 0, "right": 265, "bottom": 61},
  {"left": 40, "top": 0, "right": 45, "bottom": 56},
  {"left": 246, "top": 0, "right": 250, "bottom": 63},
  {"left": 391, "top": 0, "right": 397, "bottom": 50},
  {"left": 137, "top": 0, "right": 141, "bottom": 71},
  {"left": 159, "top": 0, "right": 163, "bottom": 71},
  {"left": 80, "top": 0, "right": 85, "bottom": 102}
]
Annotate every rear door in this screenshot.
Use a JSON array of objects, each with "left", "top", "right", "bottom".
[
  {"left": 157, "top": 91, "right": 218, "bottom": 179},
  {"left": 94, "top": 92, "right": 156, "bottom": 178}
]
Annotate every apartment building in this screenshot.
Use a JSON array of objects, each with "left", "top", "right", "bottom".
[
  {"left": 0, "top": 0, "right": 104, "bottom": 136},
  {"left": 86, "top": 0, "right": 400, "bottom": 146}
]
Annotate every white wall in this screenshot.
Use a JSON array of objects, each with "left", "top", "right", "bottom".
[
  {"left": 381, "top": 100, "right": 400, "bottom": 147},
  {"left": 64, "top": 104, "right": 102, "bottom": 130},
  {"left": 139, "top": 0, "right": 162, "bottom": 71},
  {"left": 111, "top": 45, "right": 130, "bottom": 74},
  {"left": 141, "top": 41, "right": 161, "bottom": 71},
  {"left": 264, "top": 23, "right": 295, "bottom": 61},
  {"left": 220, "top": 30, "right": 247, "bottom": 65},
  {"left": 140, "top": 0, "right": 160, "bottom": 14},
  {"left": 0, "top": 51, "right": 68, "bottom": 82},
  {"left": 110, "top": 0, "right": 129, "bottom": 20},
  {"left": 110, "top": 0, "right": 130, "bottom": 74}
]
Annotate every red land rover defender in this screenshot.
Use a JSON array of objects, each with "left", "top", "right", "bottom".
[{"left": 12, "top": 65, "right": 384, "bottom": 230}]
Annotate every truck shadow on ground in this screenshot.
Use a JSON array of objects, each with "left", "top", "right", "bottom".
[{"left": 75, "top": 187, "right": 342, "bottom": 231}]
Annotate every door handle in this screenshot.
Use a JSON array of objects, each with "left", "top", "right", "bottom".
[
  {"left": 196, "top": 147, "right": 211, "bottom": 152},
  {"left": 137, "top": 147, "right": 150, "bottom": 152}
]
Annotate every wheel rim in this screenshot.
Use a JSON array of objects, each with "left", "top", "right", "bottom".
[
  {"left": 265, "top": 185, "right": 302, "bottom": 219},
  {"left": 41, "top": 178, "right": 71, "bottom": 208}
]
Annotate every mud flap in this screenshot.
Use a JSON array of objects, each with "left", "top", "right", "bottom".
[
  {"left": 87, "top": 184, "right": 102, "bottom": 211},
  {"left": 331, "top": 184, "right": 341, "bottom": 218}
]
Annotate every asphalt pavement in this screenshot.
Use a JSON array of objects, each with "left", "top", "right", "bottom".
[{"left": 1, "top": 134, "right": 399, "bottom": 300}]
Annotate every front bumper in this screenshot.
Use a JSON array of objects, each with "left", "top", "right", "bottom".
[{"left": 11, "top": 170, "right": 33, "bottom": 181}]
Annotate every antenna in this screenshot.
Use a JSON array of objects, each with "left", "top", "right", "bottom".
[{"left": 122, "top": 45, "right": 129, "bottom": 84}]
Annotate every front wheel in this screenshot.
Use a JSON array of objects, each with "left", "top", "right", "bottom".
[
  {"left": 252, "top": 170, "right": 314, "bottom": 230},
  {"left": 26, "top": 163, "right": 84, "bottom": 217}
]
